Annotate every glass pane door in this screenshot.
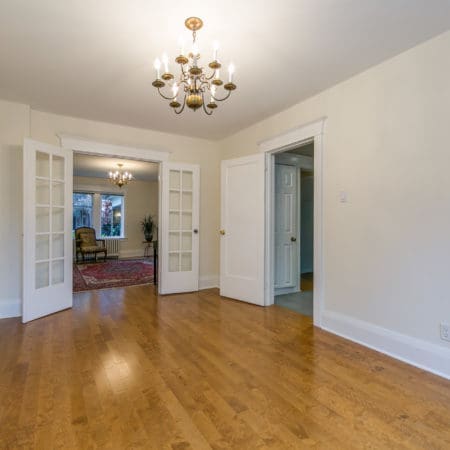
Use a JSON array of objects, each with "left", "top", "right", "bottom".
[
  {"left": 168, "top": 169, "right": 193, "bottom": 272},
  {"left": 35, "top": 152, "right": 65, "bottom": 289},
  {"left": 160, "top": 162, "right": 199, "bottom": 294}
]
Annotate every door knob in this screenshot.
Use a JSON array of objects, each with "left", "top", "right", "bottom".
[
  {"left": 291, "top": 237, "right": 297, "bottom": 242},
  {"left": 193, "top": 229, "right": 198, "bottom": 234},
  {"left": 219, "top": 229, "right": 226, "bottom": 235}
]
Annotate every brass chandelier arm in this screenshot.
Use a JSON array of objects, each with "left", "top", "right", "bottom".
[
  {"left": 157, "top": 87, "right": 178, "bottom": 101},
  {"left": 173, "top": 94, "right": 187, "bottom": 114},
  {"left": 211, "top": 90, "right": 232, "bottom": 102},
  {"left": 201, "top": 92, "right": 213, "bottom": 115}
]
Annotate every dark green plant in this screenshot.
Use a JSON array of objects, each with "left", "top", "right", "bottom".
[{"left": 141, "top": 214, "right": 156, "bottom": 242}]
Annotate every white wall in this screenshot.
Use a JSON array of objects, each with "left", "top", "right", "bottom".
[
  {"left": 0, "top": 105, "right": 221, "bottom": 318},
  {"left": 30, "top": 110, "right": 221, "bottom": 290},
  {"left": 73, "top": 176, "right": 159, "bottom": 258},
  {"left": 220, "top": 31, "right": 450, "bottom": 377},
  {"left": 0, "top": 100, "right": 29, "bottom": 318}
]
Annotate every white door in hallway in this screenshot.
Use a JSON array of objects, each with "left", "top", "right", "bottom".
[
  {"left": 160, "top": 163, "right": 200, "bottom": 294},
  {"left": 274, "top": 164, "right": 298, "bottom": 291},
  {"left": 23, "top": 139, "right": 73, "bottom": 322},
  {"left": 220, "top": 154, "right": 265, "bottom": 305}
]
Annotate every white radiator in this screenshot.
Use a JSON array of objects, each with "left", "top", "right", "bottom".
[
  {"left": 105, "top": 238, "right": 120, "bottom": 258},
  {"left": 73, "top": 237, "right": 121, "bottom": 260}
]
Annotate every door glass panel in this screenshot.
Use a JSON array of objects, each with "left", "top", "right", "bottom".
[
  {"left": 169, "top": 170, "right": 181, "bottom": 190},
  {"left": 36, "top": 179, "right": 50, "bottom": 205},
  {"left": 169, "top": 232, "right": 180, "bottom": 251},
  {"left": 169, "top": 253, "right": 179, "bottom": 272},
  {"left": 36, "top": 152, "right": 50, "bottom": 178},
  {"left": 181, "top": 232, "right": 192, "bottom": 251},
  {"left": 52, "top": 155, "right": 65, "bottom": 180},
  {"left": 36, "top": 207, "right": 50, "bottom": 233},
  {"left": 182, "top": 192, "right": 192, "bottom": 210},
  {"left": 36, "top": 262, "right": 49, "bottom": 289},
  {"left": 52, "top": 182, "right": 64, "bottom": 206},
  {"left": 169, "top": 212, "right": 180, "bottom": 230},
  {"left": 52, "top": 260, "right": 64, "bottom": 285},
  {"left": 182, "top": 171, "right": 193, "bottom": 190},
  {"left": 180, "top": 253, "right": 192, "bottom": 272},
  {"left": 52, "top": 208, "right": 64, "bottom": 232},
  {"left": 169, "top": 191, "right": 180, "bottom": 210},
  {"left": 181, "top": 212, "right": 192, "bottom": 230},
  {"left": 52, "top": 233, "right": 64, "bottom": 258},
  {"left": 36, "top": 235, "right": 50, "bottom": 261}
]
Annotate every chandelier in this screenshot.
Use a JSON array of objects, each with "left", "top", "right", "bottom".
[
  {"left": 152, "top": 17, "right": 237, "bottom": 115},
  {"left": 108, "top": 164, "right": 133, "bottom": 188}
]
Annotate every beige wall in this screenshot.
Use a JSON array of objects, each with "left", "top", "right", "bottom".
[
  {"left": 0, "top": 104, "right": 221, "bottom": 317},
  {"left": 0, "top": 100, "right": 29, "bottom": 317},
  {"left": 30, "top": 110, "right": 221, "bottom": 285},
  {"left": 73, "top": 176, "right": 158, "bottom": 257},
  {"left": 220, "top": 30, "right": 450, "bottom": 352}
]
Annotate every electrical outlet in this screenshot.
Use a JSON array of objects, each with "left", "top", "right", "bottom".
[{"left": 440, "top": 323, "right": 450, "bottom": 342}]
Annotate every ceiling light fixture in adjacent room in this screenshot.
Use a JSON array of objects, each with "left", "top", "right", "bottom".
[
  {"left": 152, "top": 17, "right": 237, "bottom": 115},
  {"left": 108, "top": 163, "right": 133, "bottom": 188}
]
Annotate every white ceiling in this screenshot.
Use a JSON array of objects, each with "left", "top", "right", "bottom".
[
  {"left": 0, "top": 1, "right": 449, "bottom": 140},
  {"left": 74, "top": 154, "right": 159, "bottom": 181}
]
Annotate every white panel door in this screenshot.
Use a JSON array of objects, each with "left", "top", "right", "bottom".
[
  {"left": 274, "top": 164, "right": 298, "bottom": 290},
  {"left": 23, "top": 139, "right": 73, "bottom": 323},
  {"left": 220, "top": 154, "right": 265, "bottom": 305},
  {"left": 160, "top": 163, "right": 200, "bottom": 294}
]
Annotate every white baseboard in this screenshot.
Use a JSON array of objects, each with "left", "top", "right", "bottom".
[
  {"left": 0, "top": 298, "right": 21, "bottom": 319},
  {"left": 199, "top": 275, "right": 219, "bottom": 290},
  {"left": 274, "top": 286, "right": 299, "bottom": 296},
  {"left": 119, "top": 249, "right": 145, "bottom": 258},
  {"left": 322, "top": 310, "right": 450, "bottom": 380}
]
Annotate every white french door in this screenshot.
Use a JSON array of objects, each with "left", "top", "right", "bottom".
[
  {"left": 160, "top": 163, "right": 200, "bottom": 294},
  {"left": 274, "top": 164, "right": 298, "bottom": 292},
  {"left": 220, "top": 154, "right": 265, "bottom": 305},
  {"left": 23, "top": 139, "right": 73, "bottom": 323}
]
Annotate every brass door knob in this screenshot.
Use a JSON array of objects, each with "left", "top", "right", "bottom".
[
  {"left": 291, "top": 237, "right": 297, "bottom": 242},
  {"left": 219, "top": 229, "right": 226, "bottom": 235}
]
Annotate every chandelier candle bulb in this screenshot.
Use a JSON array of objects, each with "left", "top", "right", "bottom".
[
  {"left": 213, "top": 41, "right": 219, "bottom": 61},
  {"left": 228, "top": 63, "right": 235, "bottom": 83},
  {"left": 162, "top": 53, "right": 169, "bottom": 72},
  {"left": 154, "top": 58, "right": 161, "bottom": 79}
]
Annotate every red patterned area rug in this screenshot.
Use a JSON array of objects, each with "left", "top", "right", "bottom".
[{"left": 73, "top": 259, "right": 154, "bottom": 292}]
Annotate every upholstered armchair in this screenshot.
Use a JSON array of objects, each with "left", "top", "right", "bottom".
[{"left": 75, "top": 227, "right": 107, "bottom": 262}]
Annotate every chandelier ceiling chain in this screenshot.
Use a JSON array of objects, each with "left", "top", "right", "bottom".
[
  {"left": 152, "top": 17, "right": 237, "bottom": 115},
  {"left": 108, "top": 163, "right": 133, "bottom": 188}
]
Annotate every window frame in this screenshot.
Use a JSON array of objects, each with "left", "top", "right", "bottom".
[{"left": 72, "top": 190, "right": 126, "bottom": 239}]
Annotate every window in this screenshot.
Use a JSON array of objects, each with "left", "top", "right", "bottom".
[
  {"left": 101, "top": 194, "right": 124, "bottom": 237},
  {"left": 73, "top": 193, "right": 93, "bottom": 229},
  {"left": 73, "top": 192, "right": 125, "bottom": 238}
]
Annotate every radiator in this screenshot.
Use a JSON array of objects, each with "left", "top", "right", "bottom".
[{"left": 105, "top": 238, "right": 120, "bottom": 257}]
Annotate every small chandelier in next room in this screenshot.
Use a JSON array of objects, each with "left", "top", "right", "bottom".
[
  {"left": 152, "top": 17, "right": 237, "bottom": 115},
  {"left": 108, "top": 164, "right": 133, "bottom": 188}
]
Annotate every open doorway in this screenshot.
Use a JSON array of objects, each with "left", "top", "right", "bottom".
[
  {"left": 72, "top": 154, "right": 159, "bottom": 292},
  {"left": 273, "top": 142, "right": 314, "bottom": 316}
]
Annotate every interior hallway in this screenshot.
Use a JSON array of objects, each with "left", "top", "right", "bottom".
[
  {"left": 275, "top": 273, "right": 314, "bottom": 316},
  {"left": 1, "top": 285, "right": 450, "bottom": 449}
]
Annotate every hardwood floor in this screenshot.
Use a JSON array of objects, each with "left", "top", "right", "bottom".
[{"left": 1, "top": 287, "right": 450, "bottom": 449}]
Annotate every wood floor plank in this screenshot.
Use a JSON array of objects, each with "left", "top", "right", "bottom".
[{"left": 1, "top": 286, "right": 450, "bottom": 449}]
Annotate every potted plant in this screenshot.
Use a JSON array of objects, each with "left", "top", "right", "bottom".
[{"left": 141, "top": 214, "right": 156, "bottom": 242}]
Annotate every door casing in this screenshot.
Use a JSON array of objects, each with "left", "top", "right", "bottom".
[
  {"left": 259, "top": 118, "right": 326, "bottom": 328},
  {"left": 58, "top": 135, "right": 170, "bottom": 294}
]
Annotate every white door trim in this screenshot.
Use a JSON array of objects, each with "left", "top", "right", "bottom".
[
  {"left": 58, "top": 134, "right": 169, "bottom": 293},
  {"left": 259, "top": 117, "right": 326, "bottom": 328},
  {"left": 58, "top": 134, "right": 170, "bottom": 162}
]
